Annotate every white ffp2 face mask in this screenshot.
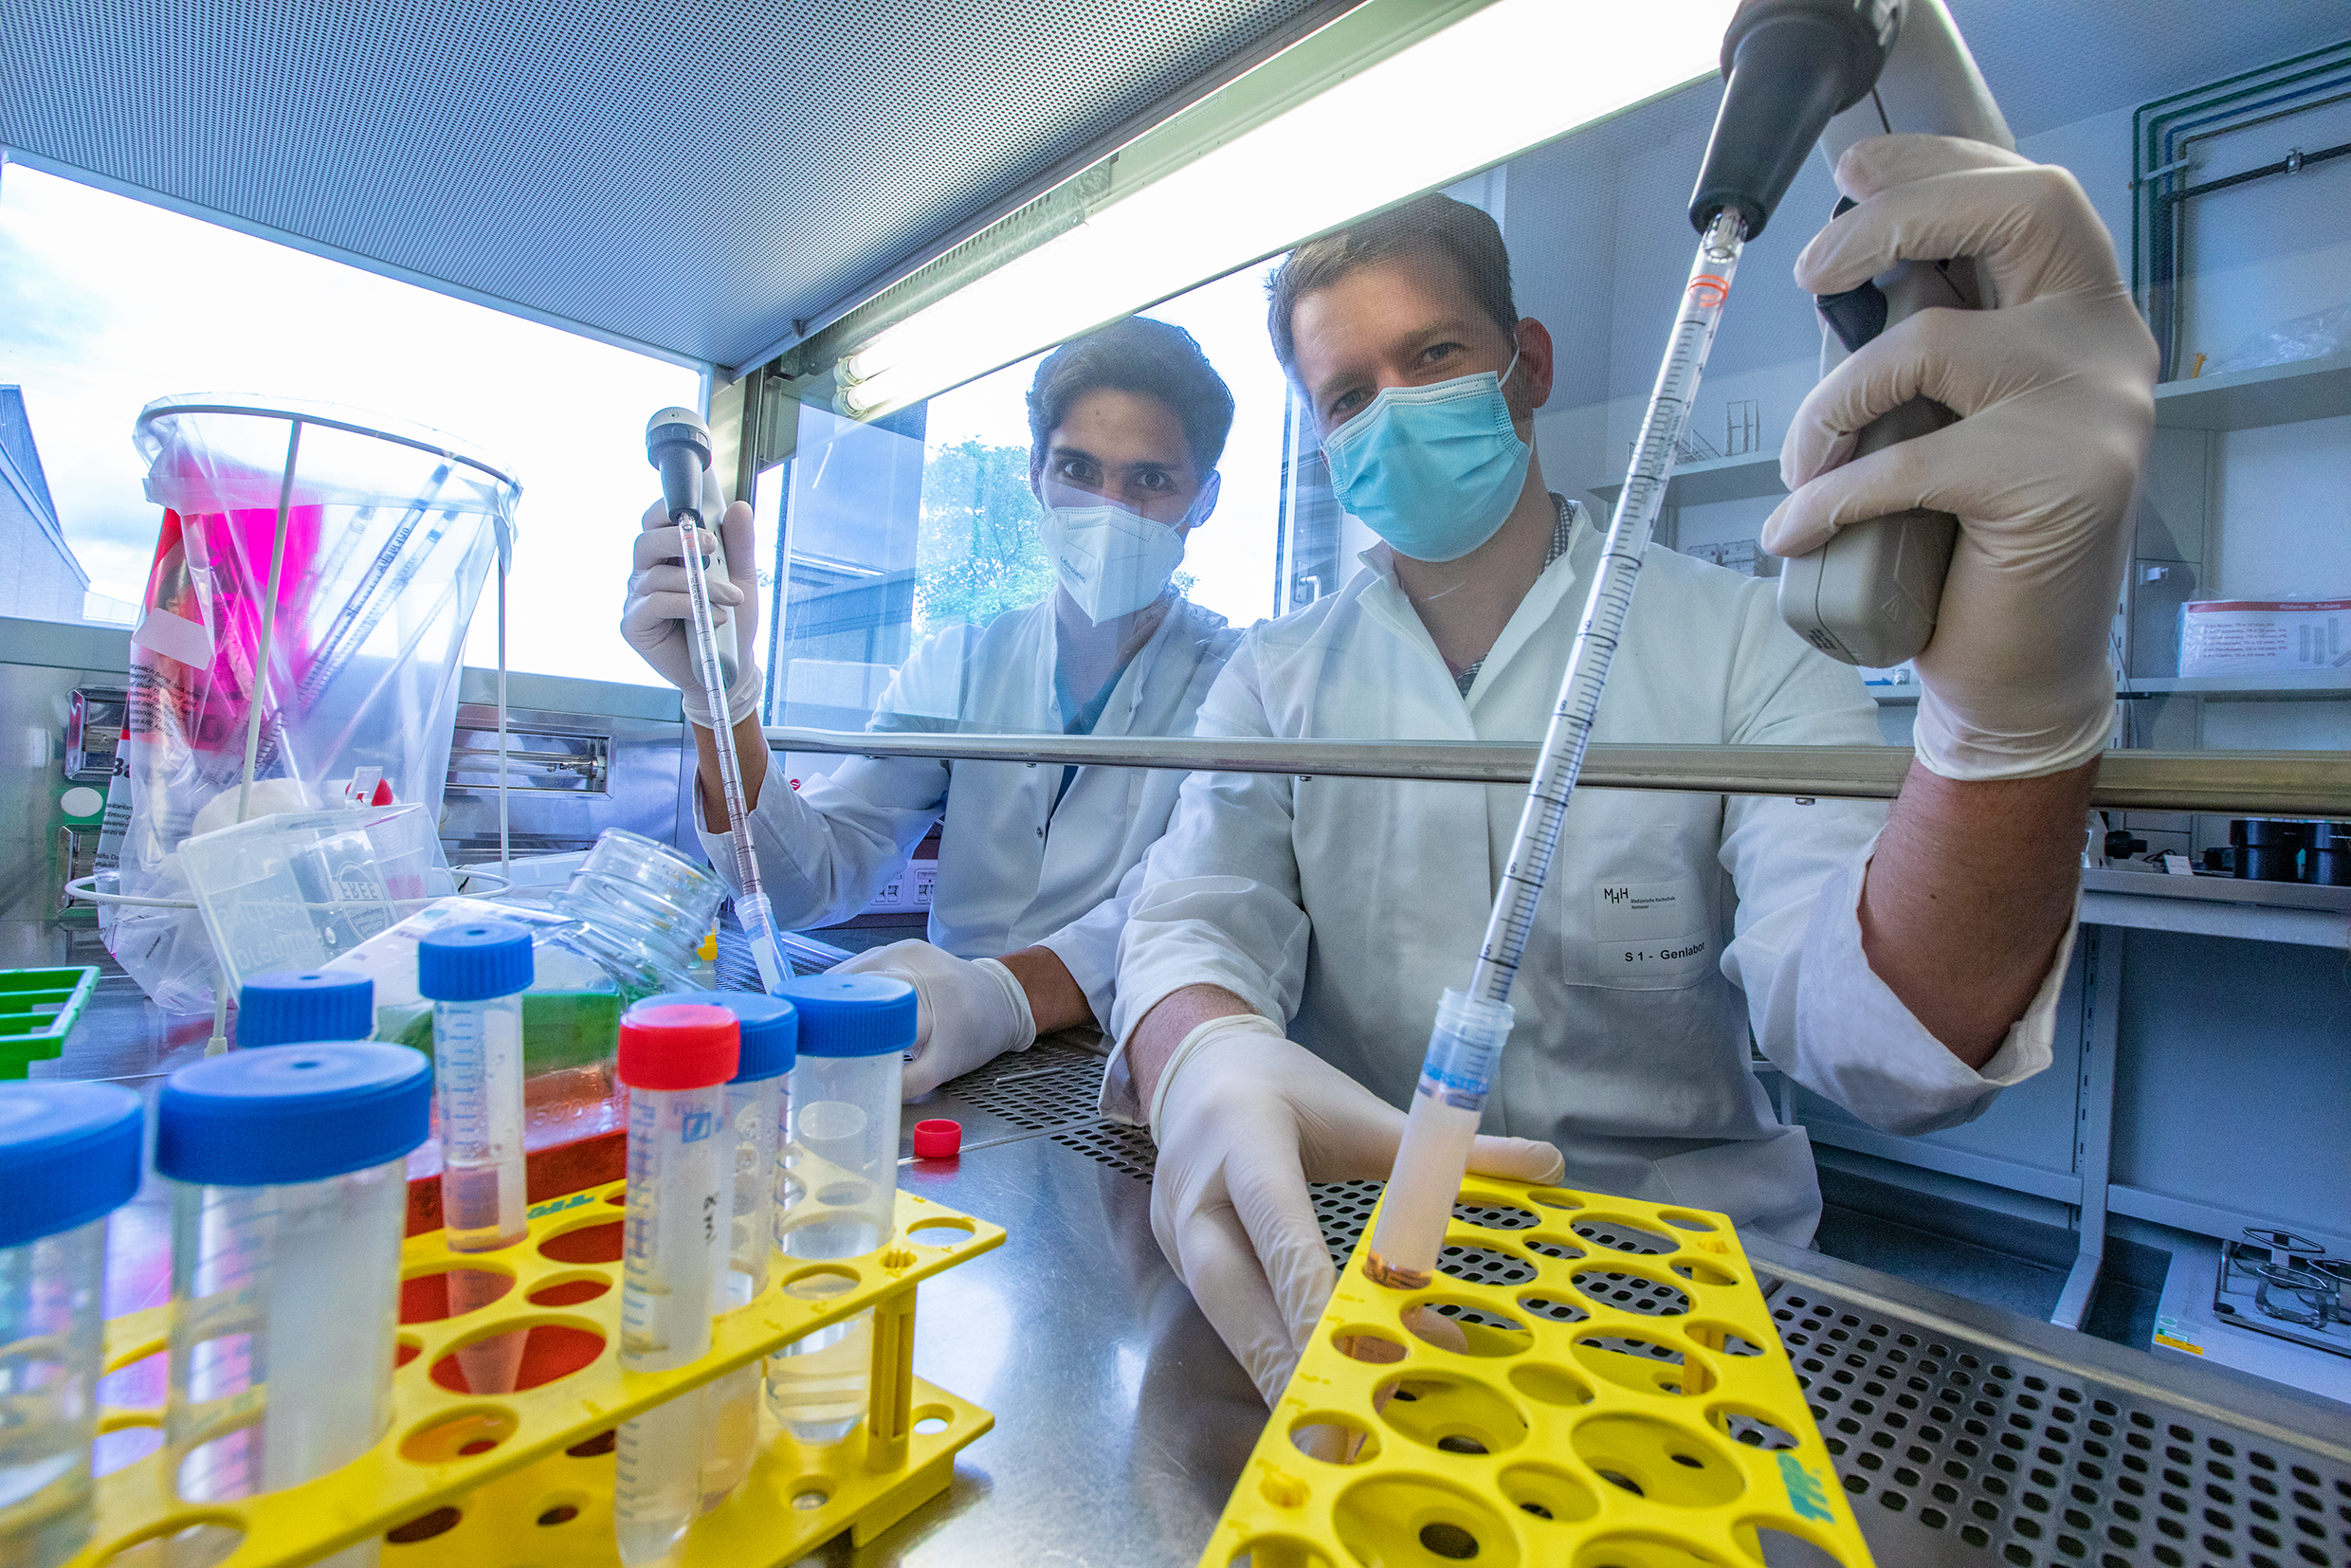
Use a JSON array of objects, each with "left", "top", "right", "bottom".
[{"left": 1040, "top": 501, "right": 1188, "bottom": 625}]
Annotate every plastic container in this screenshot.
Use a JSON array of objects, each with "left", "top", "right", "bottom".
[
  {"left": 420, "top": 922, "right": 532, "bottom": 1255},
  {"left": 631, "top": 990, "right": 797, "bottom": 1514},
  {"left": 611, "top": 1004, "right": 739, "bottom": 1566},
  {"left": 767, "top": 973, "right": 914, "bottom": 1447},
  {"left": 552, "top": 830, "right": 726, "bottom": 997},
  {"left": 174, "top": 802, "right": 459, "bottom": 998},
  {"left": 0, "top": 966, "right": 100, "bottom": 1080},
  {"left": 157, "top": 1044, "right": 431, "bottom": 1568},
  {"left": 237, "top": 969, "right": 374, "bottom": 1048},
  {"left": 0, "top": 1082, "right": 143, "bottom": 1568}
]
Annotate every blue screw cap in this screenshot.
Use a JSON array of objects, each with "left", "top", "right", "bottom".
[
  {"left": 0, "top": 1083, "right": 144, "bottom": 1248},
  {"left": 156, "top": 1043, "right": 432, "bottom": 1187},
  {"left": 775, "top": 973, "right": 915, "bottom": 1059},
  {"left": 240, "top": 970, "right": 374, "bottom": 1048},
  {"left": 632, "top": 992, "right": 796, "bottom": 1082},
  {"left": 417, "top": 921, "right": 534, "bottom": 1002}
]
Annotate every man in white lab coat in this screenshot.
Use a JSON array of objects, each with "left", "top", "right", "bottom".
[
  {"left": 1110, "top": 138, "right": 2157, "bottom": 1400},
  {"left": 622, "top": 317, "right": 1242, "bottom": 1095}
]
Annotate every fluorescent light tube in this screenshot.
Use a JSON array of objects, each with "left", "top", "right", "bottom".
[{"left": 835, "top": 0, "right": 1735, "bottom": 418}]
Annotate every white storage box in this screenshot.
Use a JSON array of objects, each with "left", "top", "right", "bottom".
[{"left": 2178, "top": 597, "right": 2351, "bottom": 676}]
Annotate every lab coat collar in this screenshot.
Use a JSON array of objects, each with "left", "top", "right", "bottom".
[{"left": 1350, "top": 496, "right": 1593, "bottom": 709}]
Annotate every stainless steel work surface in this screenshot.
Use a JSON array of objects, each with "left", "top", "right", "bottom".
[{"left": 27, "top": 966, "right": 2351, "bottom": 1567}]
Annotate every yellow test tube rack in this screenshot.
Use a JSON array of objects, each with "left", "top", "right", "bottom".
[
  {"left": 77, "top": 1181, "right": 1003, "bottom": 1568},
  {"left": 1201, "top": 1177, "right": 1875, "bottom": 1568}
]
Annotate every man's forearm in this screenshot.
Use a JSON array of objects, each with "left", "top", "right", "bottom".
[
  {"left": 999, "top": 946, "right": 1093, "bottom": 1035},
  {"left": 693, "top": 710, "right": 772, "bottom": 833},
  {"left": 1128, "top": 983, "right": 1257, "bottom": 1112},
  {"left": 1859, "top": 757, "right": 2097, "bottom": 1070}
]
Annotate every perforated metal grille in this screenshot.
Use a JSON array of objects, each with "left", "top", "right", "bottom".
[
  {"left": 1048, "top": 1121, "right": 1157, "bottom": 1180},
  {"left": 1573, "top": 1269, "right": 1692, "bottom": 1317},
  {"left": 0, "top": 0, "right": 1326, "bottom": 366},
  {"left": 1777, "top": 1288, "right": 2351, "bottom": 1568},
  {"left": 947, "top": 1044, "right": 1105, "bottom": 1131},
  {"left": 1437, "top": 1245, "right": 1538, "bottom": 1289},
  {"left": 1574, "top": 1218, "right": 1677, "bottom": 1256}
]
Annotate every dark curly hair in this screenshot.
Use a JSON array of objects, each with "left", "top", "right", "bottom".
[{"left": 1026, "top": 316, "right": 1236, "bottom": 476}]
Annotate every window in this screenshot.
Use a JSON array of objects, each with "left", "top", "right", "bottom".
[{"left": 0, "top": 161, "right": 700, "bottom": 682}]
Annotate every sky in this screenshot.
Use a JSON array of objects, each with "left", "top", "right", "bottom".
[{"left": 0, "top": 161, "right": 701, "bottom": 684}]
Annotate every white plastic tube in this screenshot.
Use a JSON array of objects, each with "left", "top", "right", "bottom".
[
  {"left": 698, "top": 1072, "right": 782, "bottom": 1511},
  {"left": 612, "top": 1005, "right": 738, "bottom": 1566}
]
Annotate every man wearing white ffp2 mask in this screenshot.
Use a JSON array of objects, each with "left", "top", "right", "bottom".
[{"left": 622, "top": 317, "right": 1239, "bottom": 1098}]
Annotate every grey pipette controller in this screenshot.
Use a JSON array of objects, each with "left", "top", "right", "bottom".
[{"left": 1766, "top": 0, "right": 2015, "bottom": 668}]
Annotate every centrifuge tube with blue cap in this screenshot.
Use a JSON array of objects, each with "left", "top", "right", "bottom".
[
  {"left": 157, "top": 1044, "right": 431, "bottom": 1568},
  {"left": 237, "top": 970, "right": 374, "bottom": 1048},
  {"left": 419, "top": 921, "right": 532, "bottom": 1395},
  {"left": 611, "top": 1003, "right": 738, "bottom": 1565},
  {"left": 0, "top": 1082, "right": 143, "bottom": 1568},
  {"left": 767, "top": 972, "right": 913, "bottom": 1447},
  {"left": 419, "top": 922, "right": 530, "bottom": 1251},
  {"left": 633, "top": 989, "right": 796, "bottom": 1511}
]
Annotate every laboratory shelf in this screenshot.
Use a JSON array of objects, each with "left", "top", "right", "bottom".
[
  {"left": 2153, "top": 349, "right": 2351, "bottom": 430},
  {"left": 1590, "top": 449, "right": 1785, "bottom": 508}
]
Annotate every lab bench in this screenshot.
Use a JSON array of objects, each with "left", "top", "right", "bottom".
[{"left": 37, "top": 972, "right": 2351, "bottom": 1568}]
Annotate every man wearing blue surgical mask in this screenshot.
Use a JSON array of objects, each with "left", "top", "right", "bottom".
[
  {"left": 621, "top": 317, "right": 1239, "bottom": 1096},
  {"left": 1110, "top": 158, "right": 2154, "bottom": 1404}
]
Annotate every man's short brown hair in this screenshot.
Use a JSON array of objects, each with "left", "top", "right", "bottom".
[{"left": 1266, "top": 192, "right": 1519, "bottom": 373}]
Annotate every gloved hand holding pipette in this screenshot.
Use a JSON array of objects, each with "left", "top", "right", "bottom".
[
  {"left": 1147, "top": 1012, "right": 1563, "bottom": 1404},
  {"left": 1761, "top": 135, "right": 2158, "bottom": 782},
  {"left": 623, "top": 486, "right": 764, "bottom": 731}
]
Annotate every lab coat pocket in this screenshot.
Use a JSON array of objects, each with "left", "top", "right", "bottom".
[{"left": 1558, "top": 832, "right": 1718, "bottom": 993}]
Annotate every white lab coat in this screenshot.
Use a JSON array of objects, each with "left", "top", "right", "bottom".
[
  {"left": 702, "top": 595, "right": 1240, "bottom": 1028},
  {"left": 1106, "top": 515, "right": 2069, "bottom": 1243}
]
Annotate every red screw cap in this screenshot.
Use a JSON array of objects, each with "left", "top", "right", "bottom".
[
  {"left": 911, "top": 1119, "right": 962, "bottom": 1159},
  {"left": 618, "top": 1004, "right": 739, "bottom": 1090}
]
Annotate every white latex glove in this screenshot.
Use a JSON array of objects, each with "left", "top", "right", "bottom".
[
  {"left": 833, "top": 939, "right": 1037, "bottom": 1100},
  {"left": 1762, "top": 135, "right": 2158, "bottom": 781},
  {"left": 621, "top": 472, "right": 765, "bottom": 728},
  {"left": 1147, "top": 1013, "right": 1565, "bottom": 1405}
]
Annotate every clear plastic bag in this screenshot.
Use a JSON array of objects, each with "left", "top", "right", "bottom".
[
  {"left": 97, "top": 395, "right": 519, "bottom": 1010},
  {"left": 2203, "top": 301, "right": 2351, "bottom": 376}
]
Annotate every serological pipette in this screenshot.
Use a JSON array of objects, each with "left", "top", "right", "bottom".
[
  {"left": 646, "top": 407, "right": 791, "bottom": 994},
  {"left": 1363, "top": 0, "right": 1901, "bottom": 1291}
]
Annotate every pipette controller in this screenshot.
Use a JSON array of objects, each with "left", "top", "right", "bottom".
[
  {"left": 1364, "top": 0, "right": 1902, "bottom": 1290},
  {"left": 646, "top": 406, "right": 791, "bottom": 994},
  {"left": 1774, "top": 0, "right": 2014, "bottom": 668},
  {"left": 612, "top": 1003, "right": 738, "bottom": 1566}
]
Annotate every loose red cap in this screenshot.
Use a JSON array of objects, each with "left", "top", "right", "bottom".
[
  {"left": 618, "top": 1004, "right": 739, "bottom": 1090},
  {"left": 911, "top": 1118, "right": 962, "bottom": 1159}
]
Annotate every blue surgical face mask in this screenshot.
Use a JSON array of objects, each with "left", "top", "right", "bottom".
[{"left": 1320, "top": 347, "right": 1528, "bottom": 563}]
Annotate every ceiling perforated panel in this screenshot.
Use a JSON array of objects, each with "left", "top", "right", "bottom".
[{"left": 0, "top": 0, "right": 1318, "bottom": 366}]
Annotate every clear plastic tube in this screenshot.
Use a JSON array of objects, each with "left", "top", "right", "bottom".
[
  {"left": 613, "top": 1063, "right": 730, "bottom": 1563},
  {"left": 0, "top": 1217, "right": 107, "bottom": 1568},
  {"left": 432, "top": 992, "right": 527, "bottom": 1253},
  {"left": 696, "top": 1073, "right": 782, "bottom": 1511},
  {"left": 767, "top": 1048, "right": 897, "bottom": 1446},
  {"left": 1367, "top": 210, "right": 1748, "bottom": 1289},
  {"left": 167, "top": 1162, "right": 409, "bottom": 1568}
]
